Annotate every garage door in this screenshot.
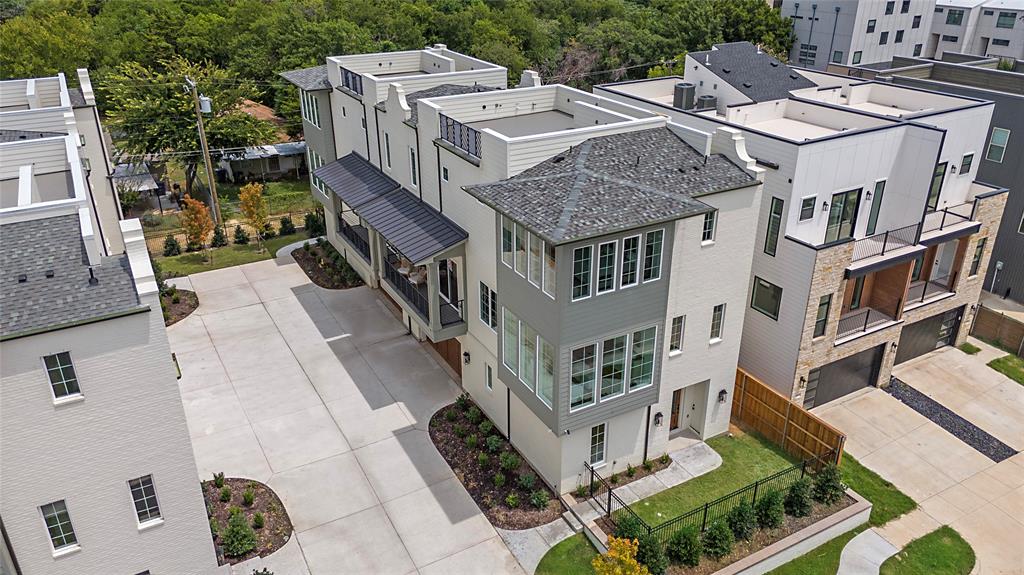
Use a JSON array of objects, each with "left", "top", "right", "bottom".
[
  {"left": 803, "top": 344, "right": 885, "bottom": 408},
  {"left": 895, "top": 306, "right": 964, "bottom": 365}
]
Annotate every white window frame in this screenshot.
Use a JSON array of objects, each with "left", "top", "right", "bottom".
[
  {"left": 538, "top": 338, "right": 555, "bottom": 409},
  {"left": 702, "top": 210, "right": 718, "bottom": 244},
  {"left": 589, "top": 423, "right": 607, "bottom": 467},
  {"left": 501, "top": 216, "right": 514, "bottom": 268},
  {"left": 43, "top": 352, "right": 81, "bottom": 402},
  {"left": 529, "top": 233, "right": 543, "bottom": 288},
  {"left": 514, "top": 223, "right": 527, "bottom": 278},
  {"left": 128, "top": 475, "right": 162, "bottom": 527},
  {"left": 569, "top": 342, "right": 598, "bottom": 412},
  {"left": 485, "top": 364, "right": 493, "bottom": 391},
  {"left": 40, "top": 500, "right": 78, "bottom": 554},
  {"left": 986, "top": 128, "right": 1010, "bottom": 163},
  {"left": 502, "top": 307, "right": 519, "bottom": 374},
  {"left": 619, "top": 234, "right": 641, "bottom": 289},
  {"left": 543, "top": 243, "right": 556, "bottom": 299},
  {"left": 409, "top": 147, "right": 418, "bottom": 187},
  {"left": 669, "top": 315, "right": 685, "bottom": 354},
  {"left": 596, "top": 240, "right": 617, "bottom": 295},
  {"left": 599, "top": 334, "right": 628, "bottom": 401},
  {"left": 799, "top": 196, "right": 816, "bottom": 221},
  {"left": 628, "top": 326, "right": 657, "bottom": 392},
  {"left": 710, "top": 303, "right": 726, "bottom": 343},
  {"left": 571, "top": 245, "right": 593, "bottom": 302},
  {"left": 519, "top": 322, "right": 537, "bottom": 391},
  {"left": 642, "top": 229, "right": 664, "bottom": 283}
]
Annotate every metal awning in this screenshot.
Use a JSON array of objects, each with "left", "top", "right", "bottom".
[{"left": 315, "top": 153, "right": 467, "bottom": 264}]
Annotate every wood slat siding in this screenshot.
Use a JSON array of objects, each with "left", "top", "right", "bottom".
[
  {"left": 971, "top": 305, "right": 1024, "bottom": 357},
  {"left": 732, "top": 368, "right": 846, "bottom": 462}
]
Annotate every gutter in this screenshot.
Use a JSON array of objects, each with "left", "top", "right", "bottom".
[{"left": 0, "top": 305, "right": 150, "bottom": 342}]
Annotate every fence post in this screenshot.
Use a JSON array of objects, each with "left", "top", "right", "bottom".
[
  {"left": 607, "top": 486, "right": 613, "bottom": 519},
  {"left": 701, "top": 502, "right": 709, "bottom": 532},
  {"left": 589, "top": 466, "right": 594, "bottom": 498},
  {"left": 801, "top": 459, "right": 807, "bottom": 479},
  {"left": 752, "top": 479, "right": 760, "bottom": 504},
  {"left": 881, "top": 230, "right": 890, "bottom": 255}
]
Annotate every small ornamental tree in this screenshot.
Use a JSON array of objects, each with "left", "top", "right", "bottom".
[
  {"left": 163, "top": 234, "right": 182, "bottom": 256},
  {"left": 592, "top": 536, "right": 651, "bottom": 575},
  {"left": 222, "top": 507, "right": 257, "bottom": 557},
  {"left": 239, "top": 182, "right": 269, "bottom": 251},
  {"left": 785, "top": 477, "right": 813, "bottom": 517},
  {"left": 636, "top": 534, "right": 668, "bottom": 575},
  {"left": 813, "top": 464, "right": 845, "bottom": 505},
  {"left": 179, "top": 195, "right": 213, "bottom": 260},
  {"left": 211, "top": 225, "right": 228, "bottom": 247},
  {"left": 234, "top": 224, "right": 250, "bottom": 245},
  {"left": 755, "top": 490, "right": 785, "bottom": 530}
]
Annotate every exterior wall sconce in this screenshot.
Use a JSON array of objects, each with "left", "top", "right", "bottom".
[
  {"left": 653, "top": 412, "right": 663, "bottom": 426},
  {"left": 822, "top": 200, "right": 830, "bottom": 213},
  {"left": 462, "top": 351, "right": 471, "bottom": 364},
  {"left": 718, "top": 389, "right": 728, "bottom": 404}
]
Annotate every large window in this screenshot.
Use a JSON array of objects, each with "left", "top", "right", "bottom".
[
  {"left": 520, "top": 323, "right": 537, "bottom": 390},
  {"left": 307, "top": 149, "right": 326, "bottom": 193},
  {"left": 669, "top": 316, "right": 685, "bottom": 352},
  {"left": 479, "top": 282, "right": 497, "bottom": 331},
  {"left": 702, "top": 211, "right": 718, "bottom": 242},
  {"left": 643, "top": 230, "right": 664, "bottom": 282},
  {"left": 539, "top": 340, "right": 554, "bottom": 407},
  {"left": 529, "top": 233, "right": 543, "bottom": 288},
  {"left": 850, "top": 276, "right": 865, "bottom": 310},
  {"left": 40, "top": 500, "right": 77, "bottom": 551},
  {"left": 996, "top": 11, "right": 1016, "bottom": 28},
  {"left": 946, "top": 8, "right": 964, "bottom": 24},
  {"left": 129, "top": 475, "right": 161, "bottom": 524},
  {"left": 927, "top": 163, "right": 947, "bottom": 211},
  {"left": 597, "top": 241, "right": 617, "bottom": 294},
  {"left": 44, "top": 352, "right": 80, "bottom": 399},
  {"left": 572, "top": 246, "right": 593, "bottom": 301},
  {"left": 543, "top": 244, "right": 556, "bottom": 297},
  {"left": 970, "top": 238, "right": 986, "bottom": 276},
  {"left": 629, "top": 327, "right": 657, "bottom": 391},
  {"left": 590, "top": 424, "right": 606, "bottom": 465},
  {"left": 986, "top": 128, "right": 1010, "bottom": 163},
  {"left": 620, "top": 235, "right": 640, "bottom": 288},
  {"left": 866, "top": 180, "right": 886, "bottom": 236},
  {"left": 299, "top": 90, "right": 320, "bottom": 128},
  {"left": 814, "top": 294, "right": 832, "bottom": 338},
  {"left": 751, "top": 277, "right": 783, "bottom": 320},
  {"left": 600, "top": 335, "right": 627, "bottom": 399},
  {"left": 501, "top": 217, "right": 513, "bottom": 267},
  {"left": 825, "top": 188, "right": 862, "bottom": 243},
  {"left": 514, "top": 223, "right": 527, "bottom": 276},
  {"left": 765, "top": 197, "right": 784, "bottom": 256},
  {"left": 570, "top": 344, "right": 597, "bottom": 410},
  {"left": 502, "top": 308, "right": 519, "bottom": 374},
  {"left": 710, "top": 304, "right": 726, "bottom": 341}
]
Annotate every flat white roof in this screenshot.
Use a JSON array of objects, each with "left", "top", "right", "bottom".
[
  {"left": 466, "top": 110, "right": 576, "bottom": 138},
  {"left": 744, "top": 117, "right": 839, "bottom": 140}
]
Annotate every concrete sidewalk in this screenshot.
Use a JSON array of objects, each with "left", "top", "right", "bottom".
[{"left": 169, "top": 253, "right": 521, "bottom": 575}]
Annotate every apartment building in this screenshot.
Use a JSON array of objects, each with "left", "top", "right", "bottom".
[
  {"left": 0, "top": 77, "right": 217, "bottom": 575},
  {"left": 597, "top": 41, "right": 1006, "bottom": 409},
  {"left": 929, "top": 0, "right": 1024, "bottom": 60},
  {"left": 282, "top": 46, "right": 767, "bottom": 492},
  {"left": 781, "top": 0, "right": 936, "bottom": 69}
]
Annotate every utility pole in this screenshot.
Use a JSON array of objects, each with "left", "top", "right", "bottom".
[{"left": 185, "top": 76, "right": 222, "bottom": 225}]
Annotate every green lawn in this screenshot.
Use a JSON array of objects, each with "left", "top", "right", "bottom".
[
  {"left": 154, "top": 233, "right": 305, "bottom": 278},
  {"left": 988, "top": 354, "right": 1024, "bottom": 386},
  {"left": 536, "top": 533, "right": 598, "bottom": 575},
  {"left": 767, "top": 526, "right": 864, "bottom": 575},
  {"left": 958, "top": 342, "right": 981, "bottom": 355},
  {"left": 218, "top": 180, "right": 315, "bottom": 220},
  {"left": 629, "top": 430, "right": 795, "bottom": 524},
  {"left": 880, "top": 526, "right": 975, "bottom": 575},
  {"left": 840, "top": 455, "right": 916, "bottom": 527}
]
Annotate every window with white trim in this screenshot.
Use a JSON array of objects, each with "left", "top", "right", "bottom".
[
  {"left": 485, "top": 364, "right": 493, "bottom": 391},
  {"left": 590, "top": 423, "right": 606, "bottom": 465},
  {"left": 40, "top": 500, "right": 77, "bottom": 551},
  {"left": 643, "top": 229, "right": 663, "bottom": 282},
  {"left": 597, "top": 241, "right": 617, "bottom": 294},
  {"left": 502, "top": 308, "right": 519, "bottom": 374},
  {"left": 710, "top": 304, "right": 726, "bottom": 341},
  {"left": 702, "top": 211, "right": 717, "bottom": 242},
  {"left": 543, "top": 243, "right": 556, "bottom": 297},
  {"left": 996, "top": 11, "right": 1016, "bottom": 28},
  {"left": 409, "top": 147, "right": 418, "bottom": 187},
  {"left": 501, "top": 217, "right": 514, "bottom": 267},
  {"left": 669, "top": 316, "right": 685, "bottom": 352},
  {"left": 539, "top": 340, "right": 554, "bottom": 407},
  {"left": 442, "top": 166, "right": 449, "bottom": 181},
  {"left": 299, "top": 90, "right": 321, "bottom": 128},
  {"left": 514, "top": 223, "right": 527, "bottom": 276},
  {"left": 529, "top": 233, "right": 543, "bottom": 288},
  {"left": 600, "top": 335, "right": 627, "bottom": 399},
  {"left": 629, "top": 326, "right": 657, "bottom": 391},
  {"left": 479, "top": 282, "right": 497, "bottom": 331},
  {"left": 520, "top": 322, "right": 537, "bottom": 391},
  {"left": 572, "top": 246, "right": 592, "bottom": 301},
  {"left": 384, "top": 133, "right": 391, "bottom": 168},
  {"left": 799, "top": 197, "right": 816, "bottom": 221},
  {"left": 570, "top": 344, "right": 597, "bottom": 410},
  {"left": 986, "top": 128, "right": 1010, "bottom": 163},
  {"left": 620, "top": 235, "right": 640, "bottom": 288},
  {"left": 44, "top": 352, "right": 80, "bottom": 399},
  {"left": 129, "top": 475, "right": 161, "bottom": 524},
  {"left": 307, "top": 149, "right": 326, "bottom": 193}
]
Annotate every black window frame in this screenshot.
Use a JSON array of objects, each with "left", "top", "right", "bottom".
[
  {"left": 813, "top": 294, "right": 832, "bottom": 338},
  {"left": 750, "top": 276, "right": 783, "bottom": 321},
  {"left": 764, "top": 197, "right": 784, "bottom": 256}
]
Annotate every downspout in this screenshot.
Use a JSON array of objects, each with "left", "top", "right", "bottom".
[
  {"left": 807, "top": 3, "right": 819, "bottom": 57},
  {"left": 373, "top": 106, "right": 383, "bottom": 169},
  {"left": 362, "top": 102, "right": 371, "bottom": 161},
  {"left": 435, "top": 145, "right": 444, "bottom": 213},
  {"left": 415, "top": 128, "right": 424, "bottom": 202},
  {"left": 828, "top": 6, "right": 841, "bottom": 65},
  {"left": 643, "top": 405, "right": 652, "bottom": 462}
]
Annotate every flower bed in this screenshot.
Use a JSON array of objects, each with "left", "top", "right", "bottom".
[
  {"left": 202, "top": 475, "right": 293, "bottom": 566},
  {"left": 161, "top": 286, "right": 198, "bottom": 326},
  {"left": 574, "top": 454, "right": 673, "bottom": 500},
  {"left": 429, "top": 394, "right": 561, "bottom": 529},
  {"left": 291, "top": 238, "right": 364, "bottom": 289}
]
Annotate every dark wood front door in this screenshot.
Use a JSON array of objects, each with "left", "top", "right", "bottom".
[
  {"left": 430, "top": 338, "right": 462, "bottom": 379},
  {"left": 670, "top": 389, "right": 682, "bottom": 430}
]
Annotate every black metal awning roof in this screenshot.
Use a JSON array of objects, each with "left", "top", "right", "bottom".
[{"left": 314, "top": 154, "right": 467, "bottom": 264}]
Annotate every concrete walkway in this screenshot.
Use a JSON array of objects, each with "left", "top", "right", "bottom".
[
  {"left": 837, "top": 529, "right": 898, "bottom": 575},
  {"left": 168, "top": 252, "right": 521, "bottom": 575}
]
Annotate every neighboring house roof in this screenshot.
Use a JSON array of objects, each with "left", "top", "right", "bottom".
[
  {"left": 68, "top": 87, "right": 87, "bottom": 107},
  {"left": 239, "top": 99, "right": 291, "bottom": 143},
  {"left": 278, "top": 65, "right": 331, "bottom": 91},
  {"left": 111, "top": 163, "right": 159, "bottom": 192},
  {"left": 690, "top": 42, "right": 816, "bottom": 103},
  {"left": 224, "top": 142, "right": 307, "bottom": 162},
  {"left": 464, "top": 128, "right": 757, "bottom": 245},
  {"left": 0, "top": 214, "right": 142, "bottom": 338},
  {"left": 375, "top": 84, "right": 500, "bottom": 127},
  {"left": 0, "top": 129, "right": 66, "bottom": 143}
]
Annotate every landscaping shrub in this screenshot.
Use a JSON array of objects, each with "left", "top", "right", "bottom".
[
  {"left": 467, "top": 406, "right": 483, "bottom": 424},
  {"left": 755, "top": 490, "right": 785, "bottom": 529},
  {"left": 614, "top": 514, "right": 647, "bottom": 541},
  {"left": 252, "top": 569, "right": 273, "bottom": 575},
  {"left": 222, "top": 508, "right": 257, "bottom": 557},
  {"left": 263, "top": 222, "right": 277, "bottom": 239},
  {"left": 529, "top": 490, "right": 550, "bottom": 509},
  {"left": 479, "top": 420, "right": 494, "bottom": 435},
  {"left": 252, "top": 512, "right": 265, "bottom": 529},
  {"left": 455, "top": 393, "right": 471, "bottom": 411},
  {"left": 485, "top": 434, "right": 502, "bottom": 453},
  {"left": 702, "top": 520, "right": 734, "bottom": 560},
  {"left": 574, "top": 484, "right": 588, "bottom": 498},
  {"left": 813, "top": 464, "right": 845, "bottom": 505},
  {"left": 304, "top": 209, "right": 325, "bottom": 237},
  {"left": 211, "top": 225, "right": 228, "bottom": 247},
  {"left": 163, "top": 234, "right": 182, "bottom": 256},
  {"left": 727, "top": 499, "right": 756, "bottom": 540},
  {"left": 493, "top": 472, "right": 506, "bottom": 488},
  {"left": 626, "top": 463, "right": 636, "bottom": 478},
  {"left": 465, "top": 434, "right": 478, "bottom": 449},
  {"left": 610, "top": 473, "right": 620, "bottom": 484},
  {"left": 453, "top": 424, "right": 467, "bottom": 437},
  {"left": 636, "top": 534, "right": 669, "bottom": 575},
  {"left": 172, "top": 293, "right": 181, "bottom": 304},
  {"left": 219, "top": 486, "right": 232, "bottom": 502},
  {"left": 499, "top": 452, "right": 521, "bottom": 472},
  {"left": 242, "top": 488, "right": 255, "bottom": 507},
  {"left": 209, "top": 517, "right": 220, "bottom": 537},
  {"left": 234, "top": 225, "right": 250, "bottom": 245},
  {"left": 659, "top": 454, "right": 671, "bottom": 465},
  {"left": 444, "top": 409, "right": 457, "bottom": 422},
  {"left": 643, "top": 460, "right": 653, "bottom": 472},
  {"left": 477, "top": 452, "right": 489, "bottom": 467},
  {"left": 785, "top": 477, "right": 813, "bottom": 517},
  {"left": 278, "top": 215, "right": 296, "bottom": 235},
  {"left": 303, "top": 241, "right": 311, "bottom": 252},
  {"left": 505, "top": 493, "right": 519, "bottom": 507},
  {"left": 518, "top": 473, "right": 536, "bottom": 491},
  {"left": 667, "top": 525, "right": 702, "bottom": 567}
]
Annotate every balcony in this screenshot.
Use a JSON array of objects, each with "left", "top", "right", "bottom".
[
  {"left": 920, "top": 202, "right": 977, "bottom": 244},
  {"left": 904, "top": 274, "right": 955, "bottom": 310},
  {"left": 439, "top": 113, "right": 482, "bottom": 159},
  {"left": 851, "top": 223, "right": 920, "bottom": 262},
  {"left": 837, "top": 308, "right": 898, "bottom": 340},
  {"left": 382, "top": 253, "right": 466, "bottom": 329},
  {"left": 338, "top": 216, "right": 371, "bottom": 262},
  {"left": 835, "top": 261, "right": 911, "bottom": 343}
]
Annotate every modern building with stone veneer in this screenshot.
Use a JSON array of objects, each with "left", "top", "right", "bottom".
[{"left": 597, "top": 41, "right": 1007, "bottom": 408}]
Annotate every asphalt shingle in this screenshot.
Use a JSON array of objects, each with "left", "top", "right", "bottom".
[
  {"left": 279, "top": 65, "right": 331, "bottom": 91},
  {"left": 689, "top": 42, "right": 816, "bottom": 103}
]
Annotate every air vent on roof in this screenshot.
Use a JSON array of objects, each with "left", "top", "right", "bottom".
[
  {"left": 770, "top": 61, "right": 779, "bottom": 67},
  {"left": 552, "top": 156, "right": 566, "bottom": 163},
  {"left": 17, "top": 274, "right": 27, "bottom": 283},
  {"left": 790, "top": 74, "right": 799, "bottom": 79},
  {"left": 722, "top": 68, "right": 731, "bottom": 74},
  {"left": 88, "top": 268, "right": 99, "bottom": 286},
  {"left": 45, "top": 270, "right": 54, "bottom": 278},
  {"left": 743, "top": 82, "right": 752, "bottom": 88}
]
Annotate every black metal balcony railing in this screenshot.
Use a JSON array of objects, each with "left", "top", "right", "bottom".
[
  {"left": 338, "top": 217, "right": 371, "bottom": 262},
  {"left": 836, "top": 307, "right": 898, "bottom": 339},
  {"left": 851, "top": 223, "right": 920, "bottom": 262},
  {"left": 440, "top": 299, "right": 464, "bottom": 326},
  {"left": 439, "top": 113, "right": 482, "bottom": 158},
  {"left": 905, "top": 273, "right": 955, "bottom": 306},
  {"left": 922, "top": 205, "right": 972, "bottom": 234},
  {"left": 382, "top": 256, "right": 430, "bottom": 321}
]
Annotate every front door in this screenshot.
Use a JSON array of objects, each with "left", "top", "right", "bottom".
[
  {"left": 682, "top": 381, "right": 709, "bottom": 436},
  {"left": 670, "top": 389, "right": 682, "bottom": 430}
]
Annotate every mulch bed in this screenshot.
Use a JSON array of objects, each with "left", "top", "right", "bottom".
[
  {"left": 162, "top": 288, "right": 198, "bottom": 326},
  {"left": 202, "top": 478, "right": 293, "bottom": 566},
  {"left": 429, "top": 398, "right": 563, "bottom": 529},
  {"left": 577, "top": 455, "right": 673, "bottom": 499},
  {"left": 291, "top": 243, "right": 364, "bottom": 289}
]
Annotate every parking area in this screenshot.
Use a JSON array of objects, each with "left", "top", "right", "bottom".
[
  {"left": 168, "top": 254, "right": 522, "bottom": 575},
  {"left": 815, "top": 341, "right": 1024, "bottom": 574}
]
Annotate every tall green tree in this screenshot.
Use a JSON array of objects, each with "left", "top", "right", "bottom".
[{"left": 0, "top": 11, "right": 94, "bottom": 78}]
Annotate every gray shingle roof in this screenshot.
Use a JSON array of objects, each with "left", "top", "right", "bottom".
[
  {"left": 689, "top": 42, "right": 816, "bottom": 103},
  {"left": 464, "top": 128, "right": 757, "bottom": 245},
  {"left": 314, "top": 153, "right": 400, "bottom": 208},
  {"left": 375, "top": 84, "right": 500, "bottom": 127},
  {"left": 279, "top": 65, "right": 331, "bottom": 91},
  {"left": 1, "top": 214, "right": 141, "bottom": 338},
  {"left": 0, "top": 129, "right": 66, "bottom": 143},
  {"left": 68, "top": 87, "right": 87, "bottom": 107}
]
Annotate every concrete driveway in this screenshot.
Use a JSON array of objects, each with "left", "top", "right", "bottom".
[
  {"left": 815, "top": 341, "right": 1024, "bottom": 575},
  {"left": 167, "top": 253, "right": 522, "bottom": 575}
]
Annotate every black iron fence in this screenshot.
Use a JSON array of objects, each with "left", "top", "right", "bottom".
[
  {"left": 905, "top": 273, "right": 955, "bottom": 306},
  {"left": 837, "top": 307, "right": 898, "bottom": 338},
  {"left": 382, "top": 256, "right": 430, "bottom": 320},
  {"left": 583, "top": 448, "right": 839, "bottom": 550},
  {"left": 922, "top": 205, "right": 972, "bottom": 233},
  {"left": 338, "top": 217, "right": 371, "bottom": 261},
  {"left": 851, "top": 223, "right": 920, "bottom": 262},
  {"left": 439, "top": 298, "right": 464, "bottom": 326},
  {"left": 439, "top": 114, "right": 482, "bottom": 158}
]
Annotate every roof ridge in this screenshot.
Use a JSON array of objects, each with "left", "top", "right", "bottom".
[{"left": 551, "top": 140, "right": 594, "bottom": 241}]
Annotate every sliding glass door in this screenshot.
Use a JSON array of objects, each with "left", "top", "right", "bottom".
[{"left": 825, "top": 188, "right": 862, "bottom": 243}]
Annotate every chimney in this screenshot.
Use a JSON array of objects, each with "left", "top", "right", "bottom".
[{"left": 518, "top": 70, "right": 542, "bottom": 88}]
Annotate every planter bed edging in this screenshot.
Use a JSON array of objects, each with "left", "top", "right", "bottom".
[{"left": 711, "top": 488, "right": 871, "bottom": 575}]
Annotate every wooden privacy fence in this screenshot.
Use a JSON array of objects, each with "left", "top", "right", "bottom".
[
  {"left": 971, "top": 304, "right": 1024, "bottom": 357},
  {"left": 732, "top": 368, "right": 846, "bottom": 463}
]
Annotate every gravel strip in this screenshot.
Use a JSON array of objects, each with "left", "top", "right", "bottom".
[{"left": 886, "top": 378, "right": 1017, "bottom": 462}]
